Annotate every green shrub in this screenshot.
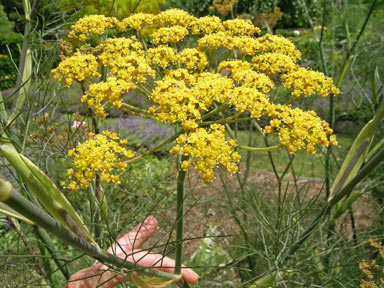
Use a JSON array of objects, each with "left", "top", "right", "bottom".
[{"left": 0, "top": 5, "right": 21, "bottom": 91}]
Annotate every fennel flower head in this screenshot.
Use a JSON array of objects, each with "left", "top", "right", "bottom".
[{"left": 51, "top": 9, "right": 340, "bottom": 189}]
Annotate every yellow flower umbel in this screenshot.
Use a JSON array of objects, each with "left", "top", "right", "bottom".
[
  {"left": 50, "top": 52, "right": 100, "bottom": 86},
  {"left": 98, "top": 37, "right": 144, "bottom": 65},
  {"left": 281, "top": 68, "right": 340, "bottom": 97},
  {"left": 254, "top": 34, "right": 302, "bottom": 61},
  {"left": 68, "top": 15, "right": 119, "bottom": 41},
  {"left": 148, "top": 70, "right": 234, "bottom": 130},
  {"left": 223, "top": 18, "right": 260, "bottom": 36},
  {"left": 190, "top": 16, "right": 224, "bottom": 35},
  {"left": 151, "top": 26, "right": 189, "bottom": 44},
  {"left": 177, "top": 48, "right": 208, "bottom": 71},
  {"left": 147, "top": 46, "right": 178, "bottom": 69},
  {"left": 153, "top": 9, "right": 196, "bottom": 28},
  {"left": 264, "top": 104, "right": 337, "bottom": 154},
  {"left": 118, "top": 13, "right": 154, "bottom": 31},
  {"left": 252, "top": 53, "right": 299, "bottom": 75},
  {"left": 170, "top": 124, "right": 240, "bottom": 182},
  {"left": 81, "top": 77, "right": 135, "bottom": 118},
  {"left": 66, "top": 131, "right": 134, "bottom": 191}
]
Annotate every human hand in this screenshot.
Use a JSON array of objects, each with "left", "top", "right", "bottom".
[{"left": 67, "top": 216, "right": 199, "bottom": 287}]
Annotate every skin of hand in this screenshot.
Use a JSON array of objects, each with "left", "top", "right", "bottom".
[{"left": 67, "top": 216, "right": 199, "bottom": 288}]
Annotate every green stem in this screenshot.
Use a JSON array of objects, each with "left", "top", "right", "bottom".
[
  {"left": 0, "top": 181, "right": 180, "bottom": 280},
  {"left": 126, "top": 132, "right": 181, "bottom": 164},
  {"left": 120, "top": 105, "right": 157, "bottom": 121},
  {"left": 237, "top": 144, "right": 284, "bottom": 152},
  {"left": 121, "top": 103, "right": 152, "bottom": 115},
  {"left": 175, "top": 156, "right": 187, "bottom": 275},
  {"left": 14, "top": 0, "right": 39, "bottom": 97},
  {"left": 200, "top": 117, "right": 255, "bottom": 126},
  {"left": 319, "top": 0, "right": 329, "bottom": 76},
  {"left": 200, "top": 103, "right": 229, "bottom": 121}
]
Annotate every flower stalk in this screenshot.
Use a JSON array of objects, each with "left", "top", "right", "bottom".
[
  {"left": 237, "top": 144, "right": 284, "bottom": 153},
  {"left": 175, "top": 156, "right": 187, "bottom": 275}
]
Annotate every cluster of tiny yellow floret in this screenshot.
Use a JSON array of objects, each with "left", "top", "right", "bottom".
[
  {"left": 66, "top": 131, "right": 134, "bottom": 191},
  {"left": 223, "top": 19, "right": 260, "bottom": 36},
  {"left": 178, "top": 48, "right": 208, "bottom": 71},
  {"left": 198, "top": 31, "right": 231, "bottom": 50},
  {"left": 97, "top": 37, "right": 155, "bottom": 83},
  {"left": 153, "top": 9, "right": 195, "bottom": 28},
  {"left": 264, "top": 104, "right": 337, "bottom": 154},
  {"left": 231, "top": 68, "right": 274, "bottom": 93},
  {"left": 147, "top": 46, "right": 178, "bottom": 69},
  {"left": 81, "top": 77, "right": 134, "bottom": 118},
  {"left": 118, "top": 13, "right": 153, "bottom": 31},
  {"left": 68, "top": 15, "right": 119, "bottom": 41},
  {"left": 148, "top": 69, "right": 234, "bottom": 130},
  {"left": 152, "top": 26, "right": 189, "bottom": 44},
  {"left": 98, "top": 37, "right": 144, "bottom": 65},
  {"left": 51, "top": 8, "right": 342, "bottom": 184},
  {"left": 170, "top": 124, "right": 240, "bottom": 182},
  {"left": 218, "top": 60, "right": 274, "bottom": 95},
  {"left": 252, "top": 53, "right": 299, "bottom": 75},
  {"left": 51, "top": 52, "right": 100, "bottom": 86},
  {"left": 255, "top": 34, "right": 302, "bottom": 61},
  {"left": 190, "top": 16, "right": 224, "bottom": 35},
  {"left": 281, "top": 68, "right": 341, "bottom": 97},
  {"left": 359, "top": 239, "right": 384, "bottom": 288}
]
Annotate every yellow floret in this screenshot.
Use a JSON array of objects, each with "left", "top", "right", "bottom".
[
  {"left": 223, "top": 19, "right": 260, "bottom": 35},
  {"left": 50, "top": 52, "right": 101, "bottom": 86},
  {"left": 281, "top": 67, "right": 340, "bottom": 97},
  {"left": 190, "top": 16, "right": 224, "bottom": 35},
  {"left": 82, "top": 77, "right": 135, "bottom": 118},
  {"left": 153, "top": 9, "right": 196, "bottom": 28},
  {"left": 146, "top": 46, "right": 178, "bottom": 69},
  {"left": 264, "top": 104, "right": 337, "bottom": 154},
  {"left": 69, "top": 15, "right": 119, "bottom": 41},
  {"left": 254, "top": 34, "right": 302, "bottom": 60},
  {"left": 66, "top": 131, "right": 134, "bottom": 191},
  {"left": 170, "top": 124, "right": 240, "bottom": 182},
  {"left": 118, "top": 13, "right": 153, "bottom": 31},
  {"left": 252, "top": 53, "right": 299, "bottom": 75},
  {"left": 151, "top": 26, "right": 189, "bottom": 44},
  {"left": 178, "top": 48, "right": 208, "bottom": 71}
]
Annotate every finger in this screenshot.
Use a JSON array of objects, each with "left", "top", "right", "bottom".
[
  {"left": 108, "top": 216, "right": 158, "bottom": 255},
  {"left": 67, "top": 264, "right": 121, "bottom": 288},
  {"left": 116, "top": 251, "right": 199, "bottom": 284}
]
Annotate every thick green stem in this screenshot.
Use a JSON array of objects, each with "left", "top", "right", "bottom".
[
  {"left": 175, "top": 156, "right": 187, "bottom": 275},
  {"left": 0, "top": 181, "right": 180, "bottom": 280}
]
